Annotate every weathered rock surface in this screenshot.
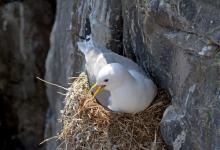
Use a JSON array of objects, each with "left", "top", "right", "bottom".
[
  {"left": 44, "top": 0, "right": 84, "bottom": 149},
  {"left": 120, "top": 1, "right": 220, "bottom": 149},
  {"left": 45, "top": 0, "right": 220, "bottom": 149},
  {"left": 0, "top": 1, "right": 54, "bottom": 149}
]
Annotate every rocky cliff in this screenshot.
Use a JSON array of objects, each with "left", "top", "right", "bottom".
[
  {"left": 45, "top": 0, "right": 220, "bottom": 149},
  {"left": 0, "top": 0, "right": 55, "bottom": 149}
]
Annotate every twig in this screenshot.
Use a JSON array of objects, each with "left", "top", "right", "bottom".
[
  {"left": 39, "top": 136, "right": 58, "bottom": 145},
  {"left": 36, "top": 77, "right": 68, "bottom": 91},
  {"left": 56, "top": 140, "right": 66, "bottom": 150},
  {"left": 151, "top": 131, "right": 157, "bottom": 150},
  {"left": 57, "top": 91, "right": 67, "bottom": 96}
]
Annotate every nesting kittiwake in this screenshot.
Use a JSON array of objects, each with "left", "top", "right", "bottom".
[{"left": 77, "top": 36, "right": 157, "bottom": 113}]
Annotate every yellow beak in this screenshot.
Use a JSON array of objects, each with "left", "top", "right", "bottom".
[{"left": 89, "top": 83, "right": 105, "bottom": 98}]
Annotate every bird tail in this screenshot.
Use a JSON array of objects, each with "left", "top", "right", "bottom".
[{"left": 77, "top": 35, "right": 93, "bottom": 55}]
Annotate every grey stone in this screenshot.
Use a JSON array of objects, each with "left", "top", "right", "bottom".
[
  {"left": 0, "top": 1, "right": 54, "bottom": 150},
  {"left": 121, "top": 0, "right": 220, "bottom": 149},
  {"left": 44, "top": 0, "right": 84, "bottom": 149}
]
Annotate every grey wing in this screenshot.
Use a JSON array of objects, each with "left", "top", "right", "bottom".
[
  {"left": 95, "top": 90, "right": 110, "bottom": 108},
  {"left": 102, "top": 52, "right": 150, "bottom": 77}
]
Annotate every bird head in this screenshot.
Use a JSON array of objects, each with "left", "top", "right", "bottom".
[{"left": 90, "top": 63, "right": 133, "bottom": 97}]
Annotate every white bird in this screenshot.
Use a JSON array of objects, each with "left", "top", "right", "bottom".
[{"left": 77, "top": 36, "right": 157, "bottom": 113}]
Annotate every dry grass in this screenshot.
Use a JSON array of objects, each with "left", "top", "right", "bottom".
[{"left": 57, "top": 73, "right": 170, "bottom": 150}]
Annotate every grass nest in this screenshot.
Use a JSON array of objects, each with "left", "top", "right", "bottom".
[{"left": 57, "top": 72, "right": 170, "bottom": 150}]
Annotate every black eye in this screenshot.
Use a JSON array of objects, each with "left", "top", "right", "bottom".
[{"left": 104, "top": 79, "right": 109, "bottom": 82}]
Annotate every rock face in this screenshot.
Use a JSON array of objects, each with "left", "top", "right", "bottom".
[
  {"left": 0, "top": 1, "right": 54, "bottom": 150},
  {"left": 45, "top": 0, "right": 220, "bottom": 149},
  {"left": 121, "top": 1, "right": 220, "bottom": 149},
  {"left": 44, "top": 0, "right": 84, "bottom": 149}
]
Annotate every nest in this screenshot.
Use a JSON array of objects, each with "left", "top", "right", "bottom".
[{"left": 58, "top": 73, "right": 170, "bottom": 150}]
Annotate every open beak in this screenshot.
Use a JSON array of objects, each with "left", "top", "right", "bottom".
[{"left": 89, "top": 83, "right": 105, "bottom": 97}]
